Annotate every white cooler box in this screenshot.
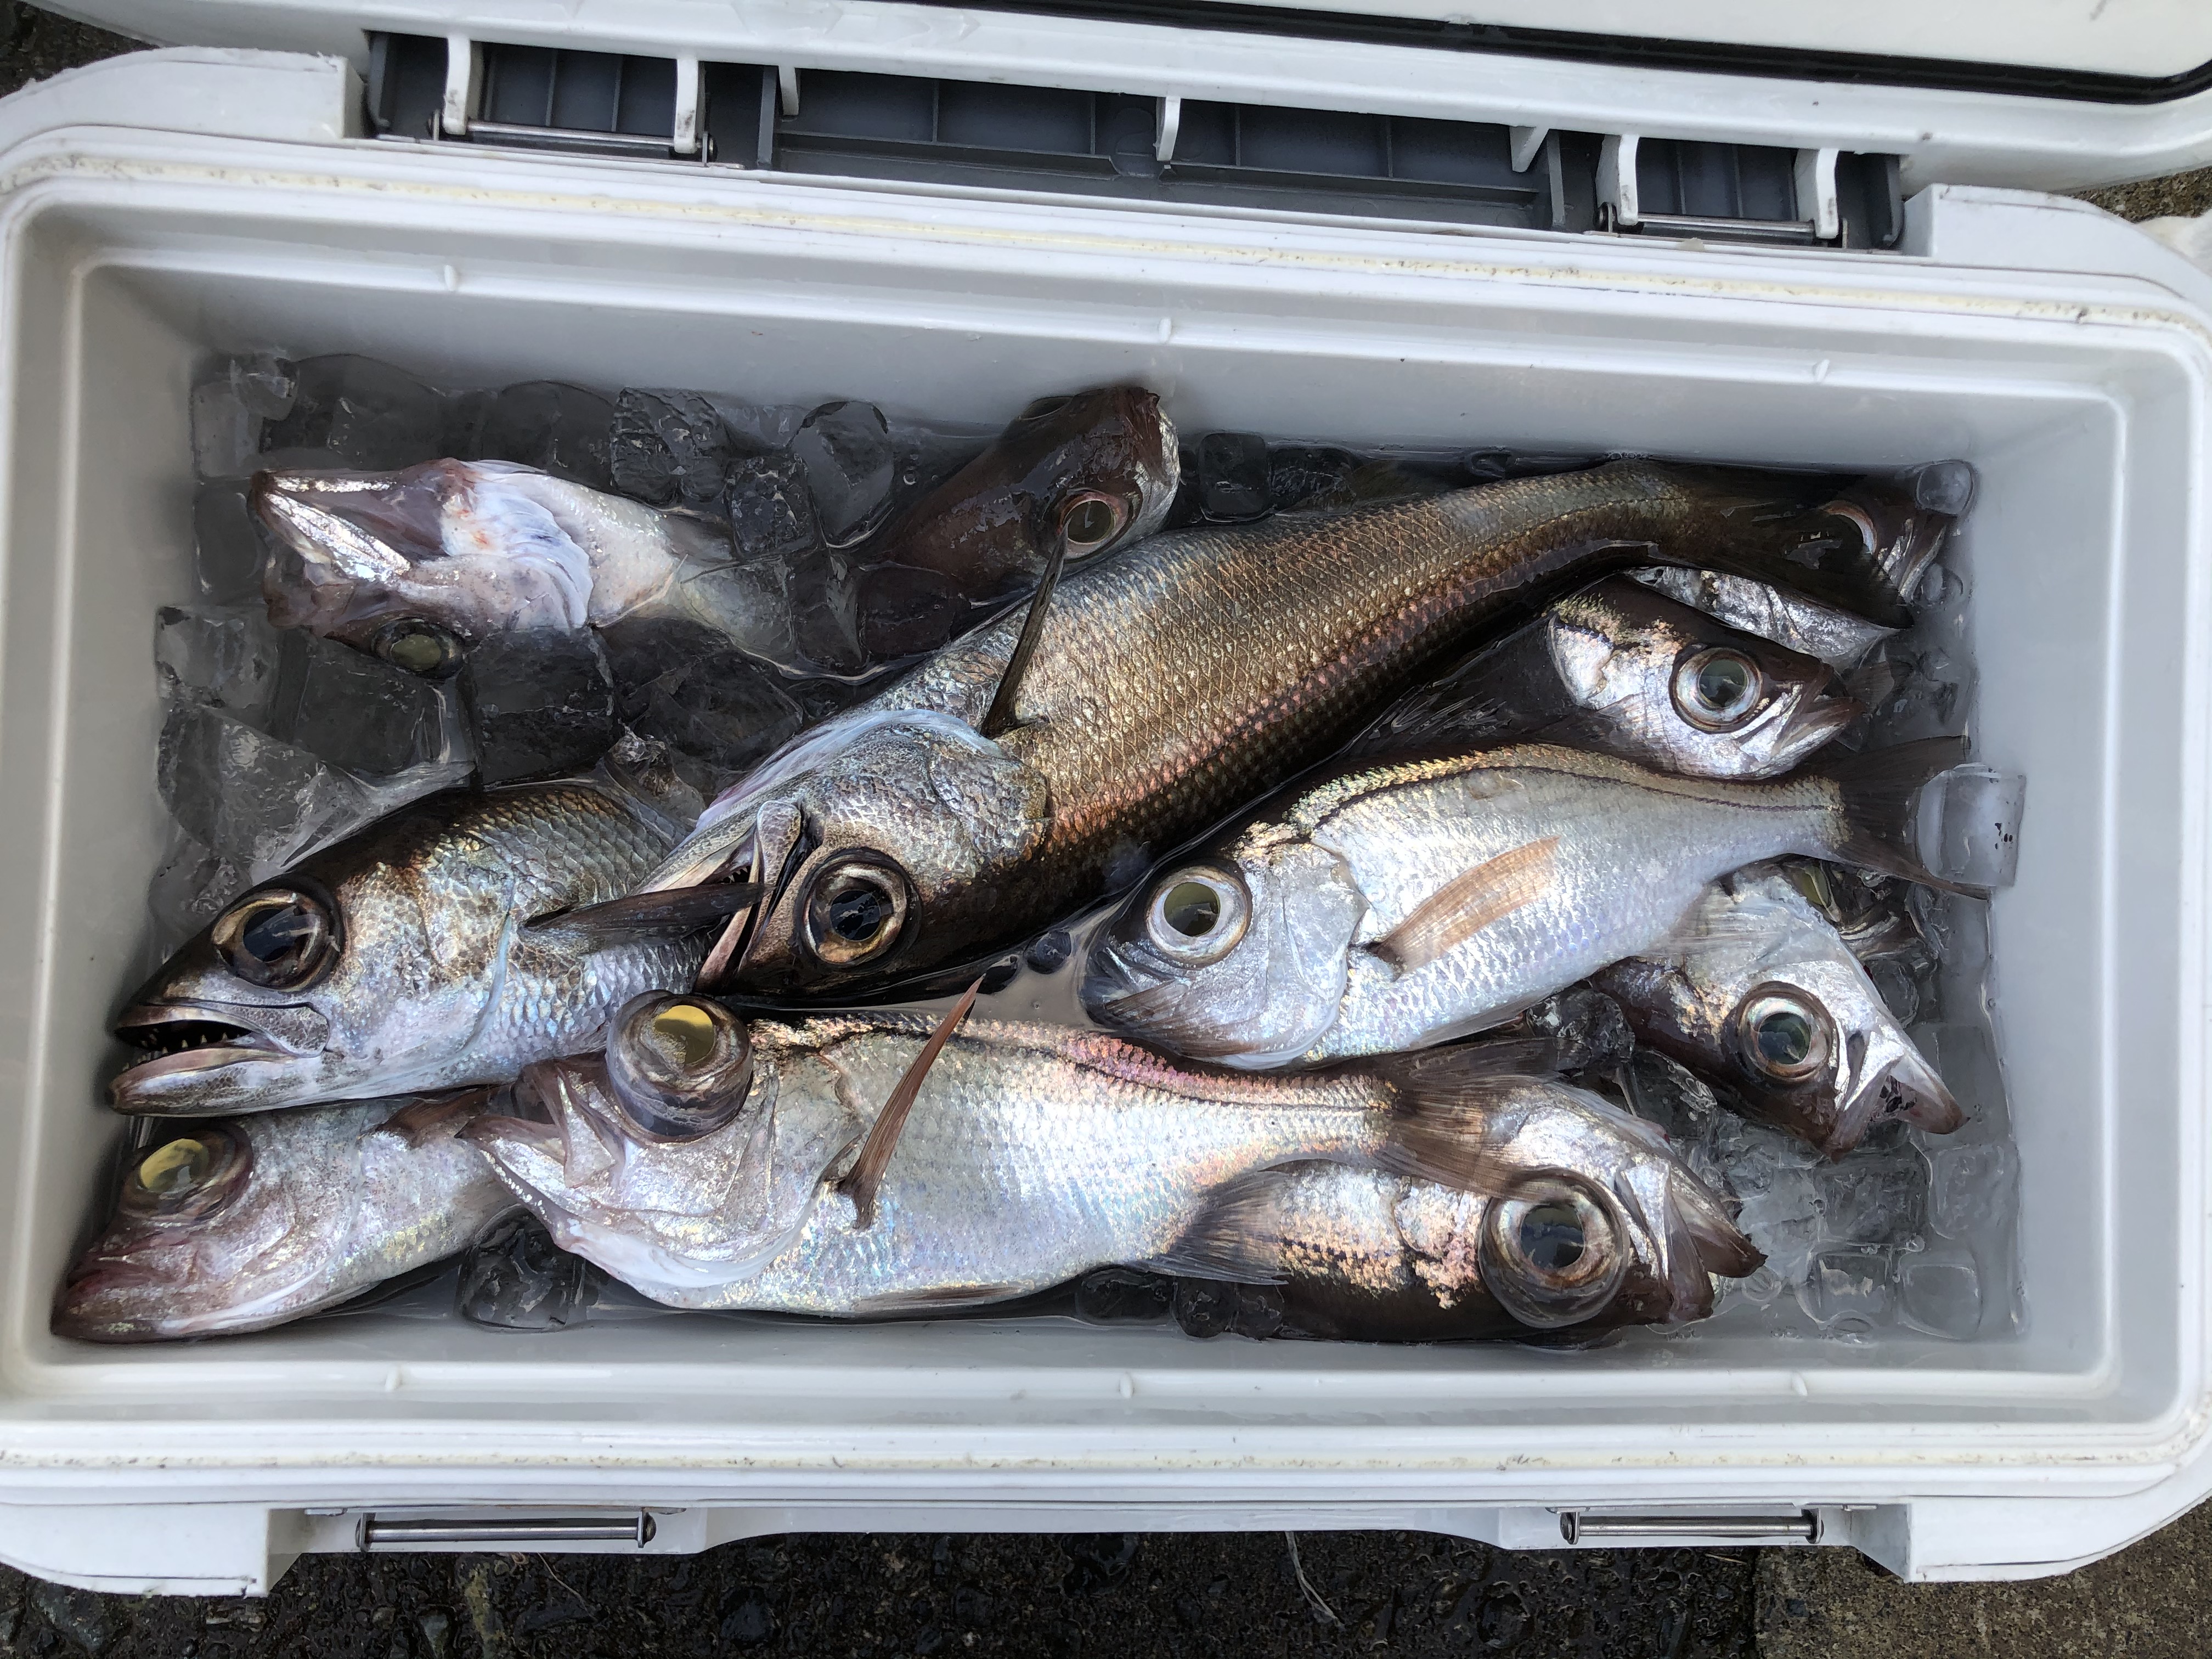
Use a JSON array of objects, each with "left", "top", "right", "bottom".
[{"left": 5, "top": 0, "right": 2212, "bottom": 1595}]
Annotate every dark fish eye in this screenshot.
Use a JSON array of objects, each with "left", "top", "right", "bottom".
[
  {"left": 1736, "top": 986, "right": 1833, "bottom": 1084},
  {"left": 1058, "top": 490, "right": 1131, "bottom": 558},
  {"left": 606, "top": 992, "right": 754, "bottom": 1142},
  {"left": 1671, "top": 646, "right": 1767, "bottom": 732},
  {"left": 1480, "top": 1171, "right": 1628, "bottom": 1329},
  {"left": 1143, "top": 866, "right": 1250, "bottom": 967},
  {"left": 211, "top": 888, "right": 340, "bottom": 990},
  {"left": 800, "top": 856, "right": 912, "bottom": 968},
  {"left": 366, "top": 616, "right": 466, "bottom": 680},
  {"left": 120, "top": 1126, "right": 251, "bottom": 1226}
]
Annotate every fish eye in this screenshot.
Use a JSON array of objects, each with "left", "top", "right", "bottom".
[
  {"left": 1058, "top": 491, "right": 1131, "bottom": 558},
  {"left": 211, "top": 888, "right": 340, "bottom": 990},
  {"left": 1735, "top": 985, "right": 1834, "bottom": 1084},
  {"left": 1671, "top": 646, "right": 1767, "bottom": 732},
  {"left": 366, "top": 616, "right": 465, "bottom": 680},
  {"left": 605, "top": 992, "right": 754, "bottom": 1142},
  {"left": 119, "top": 1127, "right": 251, "bottom": 1226},
  {"left": 1479, "top": 1171, "right": 1629, "bottom": 1329},
  {"left": 1142, "top": 866, "right": 1250, "bottom": 967},
  {"left": 800, "top": 856, "right": 912, "bottom": 968}
]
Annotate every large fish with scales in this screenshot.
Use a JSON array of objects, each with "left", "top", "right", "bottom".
[{"left": 623, "top": 461, "right": 1949, "bottom": 997}]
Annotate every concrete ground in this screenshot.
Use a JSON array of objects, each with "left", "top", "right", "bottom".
[{"left": 5, "top": 7, "right": 2211, "bottom": 1655}]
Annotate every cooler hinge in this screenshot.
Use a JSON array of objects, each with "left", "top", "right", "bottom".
[{"left": 1560, "top": 1508, "right": 1822, "bottom": 1543}]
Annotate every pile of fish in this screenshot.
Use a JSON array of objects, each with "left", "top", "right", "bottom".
[{"left": 59, "top": 354, "right": 2024, "bottom": 1347}]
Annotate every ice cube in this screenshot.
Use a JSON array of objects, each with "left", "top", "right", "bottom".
[
  {"left": 1928, "top": 1141, "right": 2016, "bottom": 1240},
  {"left": 1800, "top": 1247, "right": 1897, "bottom": 1330},
  {"left": 856, "top": 563, "right": 967, "bottom": 659},
  {"left": 147, "top": 828, "right": 251, "bottom": 945},
  {"left": 475, "top": 381, "right": 616, "bottom": 489},
  {"left": 787, "top": 547, "right": 865, "bottom": 676},
  {"left": 1197, "top": 431, "right": 1271, "bottom": 522},
  {"left": 593, "top": 729, "right": 708, "bottom": 842},
  {"left": 616, "top": 645, "right": 806, "bottom": 785},
  {"left": 272, "top": 631, "right": 455, "bottom": 778},
  {"left": 793, "top": 400, "right": 895, "bottom": 544},
  {"left": 193, "top": 479, "right": 271, "bottom": 605},
  {"left": 230, "top": 353, "right": 297, "bottom": 420},
  {"left": 1915, "top": 764, "right": 2025, "bottom": 890},
  {"left": 1622, "top": 1049, "right": 1720, "bottom": 1146},
  {"left": 1524, "top": 985, "right": 1635, "bottom": 1077},
  {"left": 465, "top": 629, "right": 618, "bottom": 785},
  {"left": 1908, "top": 458, "right": 1978, "bottom": 517},
  {"left": 1814, "top": 1148, "right": 1927, "bottom": 1245},
  {"left": 1073, "top": 1267, "right": 1175, "bottom": 1325},
  {"left": 1713, "top": 1116, "right": 1824, "bottom": 1286},
  {"left": 1865, "top": 956, "right": 1923, "bottom": 1026},
  {"left": 455, "top": 1212, "right": 594, "bottom": 1332},
  {"left": 157, "top": 699, "right": 370, "bottom": 874},
  {"left": 259, "top": 355, "right": 450, "bottom": 471},
  {"left": 154, "top": 605, "right": 284, "bottom": 725},
  {"left": 1899, "top": 1254, "right": 1981, "bottom": 1339},
  {"left": 725, "top": 452, "right": 820, "bottom": 562},
  {"left": 703, "top": 395, "right": 806, "bottom": 456},
  {"left": 1172, "top": 1279, "right": 1283, "bottom": 1340},
  {"left": 1267, "top": 445, "right": 1363, "bottom": 512},
  {"left": 609, "top": 387, "right": 731, "bottom": 507},
  {"left": 191, "top": 380, "right": 259, "bottom": 479},
  {"left": 1463, "top": 448, "right": 1593, "bottom": 482}
]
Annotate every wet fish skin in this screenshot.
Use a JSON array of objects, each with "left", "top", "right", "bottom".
[
  {"left": 466, "top": 1012, "right": 1604, "bottom": 1316},
  {"left": 1355, "top": 574, "right": 1859, "bottom": 781},
  {"left": 110, "top": 785, "right": 702, "bottom": 1116},
  {"left": 1628, "top": 566, "right": 1897, "bottom": 672},
  {"left": 1081, "top": 738, "right": 1965, "bottom": 1069},
  {"left": 646, "top": 459, "right": 1947, "bottom": 996},
  {"left": 53, "top": 1097, "right": 510, "bottom": 1342},
  {"left": 1590, "top": 864, "right": 1959, "bottom": 1157},
  {"left": 253, "top": 459, "right": 802, "bottom": 669},
  {"left": 870, "top": 386, "right": 1180, "bottom": 606}
]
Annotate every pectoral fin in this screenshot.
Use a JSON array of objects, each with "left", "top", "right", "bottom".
[{"left": 1370, "top": 836, "right": 1560, "bottom": 974}]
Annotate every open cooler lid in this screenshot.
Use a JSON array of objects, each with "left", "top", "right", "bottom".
[{"left": 41, "top": 1, "right": 2212, "bottom": 249}]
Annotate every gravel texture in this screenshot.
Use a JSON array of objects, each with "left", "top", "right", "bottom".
[{"left": 5, "top": 9, "right": 2212, "bottom": 1656}]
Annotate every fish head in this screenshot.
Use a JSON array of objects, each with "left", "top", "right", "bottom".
[
  {"left": 463, "top": 995, "right": 852, "bottom": 1281},
  {"left": 1460, "top": 1079, "right": 1763, "bottom": 1329},
  {"left": 1614, "top": 867, "right": 1960, "bottom": 1156},
  {"left": 1547, "top": 577, "right": 1860, "bottom": 779},
  {"left": 109, "top": 799, "right": 521, "bottom": 1114},
  {"left": 1081, "top": 830, "right": 1366, "bottom": 1067},
  {"left": 650, "top": 710, "right": 1052, "bottom": 994},
  {"left": 253, "top": 458, "right": 592, "bottom": 668},
  {"left": 885, "top": 387, "right": 1180, "bottom": 586},
  {"left": 54, "top": 1109, "right": 370, "bottom": 1340}
]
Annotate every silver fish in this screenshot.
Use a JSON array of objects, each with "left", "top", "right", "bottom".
[
  {"left": 1352, "top": 575, "right": 1859, "bottom": 781},
  {"left": 110, "top": 784, "right": 704, "bottom": 1115},
  {"left": 1590, "top": 864, "right": 1959, "bottom": 1156},
  {"left": 253, "top": 459, "right": 800, "bottom": 675},
  {"left": 1628, "top": 566, "right": 1896, "bottom": 672},
  {"left": 464, "top": 996, "right": 1596, "bottom": 1316},
  {"left": 53, "top": 1097, "right": 509, "bottom": 1341},
  {"left": 1170, "top": 1091, "right": 1763, "bottom": 1341},
  {"left": 1082, "top": 737, "right": 1972, "bottom": 1069}
]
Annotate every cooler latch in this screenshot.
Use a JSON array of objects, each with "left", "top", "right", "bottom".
[
  {"left": 1597, "top": 134, "right": 1901, "bottom": 249},
  {"left": 1560, "top": 1508, "right": 1822, "bottom": 1543}
]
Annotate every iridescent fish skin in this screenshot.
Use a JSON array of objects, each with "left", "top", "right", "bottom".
[
  {"left": 1357, "top": 575, "right": 1859, "bottom": 781},
  {"left": 53, "top": 1098, "right": 509, "bottom": 1342},
  {"left": 1082, "top": 739, "right": 1966, "bottom": 1069},
  {"left": 253, "top": 459, "right": 801, "bottom": 669},
  {"left": 110, "top": 785, "right": 702, "bottom": 1116},
  {"left": 1628, "top": 566, "right": 1897, "bottom": 672},
  {"left": 642, "top": 461, "right": 1945, "bottom": 997},
  {"left": 871, "top": 387, "right": 1179, "bottom": 602},
  {"left": 1175, "top": 1074, "right": 1762, "bottom": 1340},
  {"left": 1590, "top": 864, "right": 1959, "bottom": 1157}
]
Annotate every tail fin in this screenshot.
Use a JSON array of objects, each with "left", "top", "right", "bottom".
[{"left": 1819, "top": 735, "right": 1978, "bottom": 893}]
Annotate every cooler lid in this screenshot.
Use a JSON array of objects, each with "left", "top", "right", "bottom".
[{"left": 44, "top": 0, "right": 2212, "bottom": 233}]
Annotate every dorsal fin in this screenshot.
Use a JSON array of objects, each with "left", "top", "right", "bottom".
[{"left": 978, "top": 521, "right": 1075, "bottom": 740}]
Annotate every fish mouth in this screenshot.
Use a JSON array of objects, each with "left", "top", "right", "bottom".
[
  {"left": 109, "top": 1001, "right": 324, "bottom": 1111},
  {"left": 1826, "top": 1047, "right": 1961, "bottom": 1155},
  {"left": 52, "top": 1256, "right": 190, "bottom": 1342},
  {"left": 1772, "top": 677, "right": 1864, "bottom": 759}
]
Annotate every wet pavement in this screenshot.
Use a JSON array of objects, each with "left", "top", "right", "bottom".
[{"left": 5, "top": 9, "right": 2212, "bottom": 1656}]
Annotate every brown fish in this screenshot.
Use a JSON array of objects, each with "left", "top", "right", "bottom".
[{"left": 635, "top": 460, "right": 1949, "bottom": 997}]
